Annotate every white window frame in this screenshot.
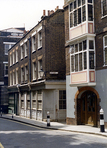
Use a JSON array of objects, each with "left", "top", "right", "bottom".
[
  {"left": 16, "top": 49, "right": 18, "bottom": 63},
  {"left": 33, "top": 61, "right": 37, "bottom": 80},
  {"left": 25, "top": 65, "right": 28, "bottom": 81},
  {"left": 12, "top": 51, "right": 15, "bottom": 64},
  {"left": 32, "top": 35, "right": 36, "bottom": 52},
  {"left": 103, "top": 35, "right": 107, "bottom": 66},
  {"left": 21, "top": 45, "right": 24, "bottom": 59},
  {"left": 3, "top": 42, "right": 16, "bottom": 55},
  {"left": 10, "top": 53, "right": 13, "bottom": 66},
  {"left": 16, "top": 70, "right": 18, "bottom": 84},
  {"left": 38, "top": 30, "right": 42, "bottom": 49},
  {"left": 21, "top": 67, "right": 24, "bottom": 82},
  {"left": 38, "top": 59, "right": 43, "bottom": 79},
  {"left": 101, "top": 0, "right": 107, "bottom": 18},
  {"left": 24, "top": 42, "right": 28, "bottom": 57}
]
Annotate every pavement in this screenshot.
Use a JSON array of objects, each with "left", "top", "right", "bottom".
[{"left": 0, "top": 114, "right": 107, "bottom": 138}]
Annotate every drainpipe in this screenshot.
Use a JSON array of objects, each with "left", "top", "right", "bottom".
[{"left": 28, "top": 37, "right": 32, "bottom": 119}]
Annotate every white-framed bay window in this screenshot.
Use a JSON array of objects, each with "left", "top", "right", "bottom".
[
  {"left": 103, "top": 35, "right": 107, "bottom": 66},
  {"left": 70, "top": 39, "right": 95, "bottom": 72},
  {"left": 69, "top": 0, "right": 93, "bottom": 28}
]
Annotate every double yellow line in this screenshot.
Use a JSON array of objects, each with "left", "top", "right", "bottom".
[{"left": 0, "top": 143, "right": 4, "bottom": 148}]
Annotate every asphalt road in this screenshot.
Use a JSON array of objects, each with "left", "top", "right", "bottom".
[{"left": 0, "top": 118, "right": 107, "bottom": 148}]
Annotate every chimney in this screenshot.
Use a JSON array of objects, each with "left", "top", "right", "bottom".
[
  {"left": 48, "top": 10, "right": 50, "bottom": 16},
  {"left": 43, "top": 10, "right": 46, "bottom": 16},
  {"left": 55, "top": 6, "right": 59, "bottom": 11}
]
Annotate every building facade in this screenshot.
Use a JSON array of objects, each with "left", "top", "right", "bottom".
[
  {"left": 0, "top": 28, "right": 25, "bottom": 113},
  {"left": 8, "top": 9, "right": 66, "bottom": 121},
  {"left": 64, "top": 0, "right": 107, "bottom": 128}
]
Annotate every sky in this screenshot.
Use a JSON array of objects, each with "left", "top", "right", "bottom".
[{"left": 0, "top": 0, "right": 64, "bottom": 31}]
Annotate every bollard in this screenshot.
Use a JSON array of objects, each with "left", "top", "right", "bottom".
[
  {"left": 100, "top": 108, "right": 105, "bottom": 132},
  {"left": 12, "top": 109, "right": 14, "bottom": 118},
  {"left": 47, "top": 111, "right": 50, "bottom": 126},
  {"left": 1, "top": 108, "right": 2, "bottom": 117}
]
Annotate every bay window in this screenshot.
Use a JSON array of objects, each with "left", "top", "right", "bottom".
[{"left": 70, "top": 39, "right": 95, "bottom": 73}]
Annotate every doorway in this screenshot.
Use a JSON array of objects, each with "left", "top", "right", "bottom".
[{"left": 81, "top": 91, "right": 97, "bottom": 126}]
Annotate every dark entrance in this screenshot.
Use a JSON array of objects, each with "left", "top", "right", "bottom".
[{"left": 81, "top": 91, "right": 97, "bottom": 126}]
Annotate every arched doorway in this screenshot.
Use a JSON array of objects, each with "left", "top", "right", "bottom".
[
  {"left": 81, "top": 91, "right": 97, "bottom": 126},
  {"left": 75, "top": 87, "right": 100, "bottom": 127}
]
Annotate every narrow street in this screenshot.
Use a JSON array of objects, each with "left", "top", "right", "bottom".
[{"left": 0, "top": 118, "right": 107, "bottom": 148}]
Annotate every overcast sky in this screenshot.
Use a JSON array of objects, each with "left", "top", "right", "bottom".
[{"left": 0, "top": 0, "right": 64, "bottom": 31}]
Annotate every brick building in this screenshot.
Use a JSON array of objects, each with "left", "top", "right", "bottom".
[
  {"left": 8, "top": 8, "right": 66, "bottom": 121},
  {"left": 0, "top": 28, "right": 25, "bottom": 113},
  {"left": 64, "top": 0, "right": 107, "bottom": 128}
]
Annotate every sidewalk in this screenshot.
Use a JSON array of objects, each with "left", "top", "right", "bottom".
[{"left": 0, "top": 114, "right": 107, "bottom": 137}]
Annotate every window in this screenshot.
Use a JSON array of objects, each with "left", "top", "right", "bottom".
[
  {"left": 33, "top": 62, "right": 36, "bottom": 80},
  {"left": 88, "top": 4, "right": 93, "bottom": 21},
  {"left": 13, "top": 71, "right": 15, "bottom": 85},
  {"left": 4, "top": 63, "right": 8, "bottom": 76},
  {"left": 25, "top": 42, "right": 28, "bottom": 57},
  {"left": 59, "top": 90, "right": 66, "bottom": 109},
  {"left": 21, "top": 100, "right": 24, "bottom": 108},
  {"left": 21, "top": 67, "right": 24, "bottom": 82},
  {"left": 32, "top": 35, "right": 36, "bottom": 52},
  {"left": 4, "top": 42, "right": 15, "bottom": 55},
  {"left": 32, "top": 92, "right": 36, "bottom": 109},
  {"left": 21, "top": 45, "right": 24, "bottom": 59},
  {"left": 38, "top": 59, "right": 44, "bottom": 79},
  {"left": 89, "top": 40, "right": 94, "bottom": 49},
  {"left": 16, "top": 50, "right": 18, "bottom": 63},
  {"left": 89, "top": 51, "right": 94, "bottom": 69},
  {"left": 101, "top": 0, "right": 107, "bottom": 17},
  {"left": 38, "top": 31, "right": 42, "bottom": 49},
  {"left": 37, "top": 90, "right": 42, "bottom": 110},
  {"left": 70, "top": 1, "right": 86, "bottom": 28},
  {"left": 103, "top": 36, "right": 107, "bottom": 65},
  {"left": 10, "top": 54, "right": 13, "bottom": 66},
  {"left": 25, "top": 65, "right": 28, "bottom": 81},
  {"left": 70, "top": 40, "right": 87, "bottom": 72},
  {"left": 16, "top": 70, "right": 18, "bottom": 84},
  {"left": 13, "top": 52, "right": 15, "bottom": 64}
]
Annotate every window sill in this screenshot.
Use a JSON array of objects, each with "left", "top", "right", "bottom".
[
  {"left": 101, "top": 15, "right": 107, "bottom": 19},
  {"left": 32, "top": 50, "right": 36, "bottom": 54},
  {"left": 38, "top": 46, "right": 42, "bottom": 50}
]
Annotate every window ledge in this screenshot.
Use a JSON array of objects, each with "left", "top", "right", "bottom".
[
  {"left": 101, "top": 15, "right": 107, "bottom": 19},
  {"left": 38, "top": 46, "right": 42, "bottom": 50},
  {"left": 32, "top": 50, "right": 36, "bottom": 54}
]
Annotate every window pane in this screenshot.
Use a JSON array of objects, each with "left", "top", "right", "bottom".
[
  {"left": 105, "top": 48, "right": 107, "bottom": 65},
  {"left": 70, "top": 3, "right": 73, "bottom": 11},
  {"left": 88, "top": 0, "right": 92, "bottom": 3},
  {"left": 71, "top": 55, "right": 74, "bottom": 72},
  {"left": 83, "top": 40, "right": 87, "bottom": 50},
  {"left": 82, "top": 0, "right": 85, "bottom": 5},
  {"left": 78, "top": 0, "right": 81, "bottom": 6},
  {"left": 82, "top": 5, "right": 86, "bottom": 22},
  {"left": 70, "top": 45, "right": 74, "bottom": 54},
  {"left": 59, "top": 90, "right": 66, "bottom": 109},
  {"left": 75, "top": 54, "right": 78, "bottom": 71},
  {"left": 70, "top": 13, "right": 73, "bottom": 28},
  {"left": 89, "top": 40, "right": 94, "bottom": 49},
  {"left": 79, "top": 42, "right": 82, "bottom": 51},
  {"left": 89, "top": 51, "right": 94, "bottom": 69},
  {"left": 84, "top": 52, "right": 87, "bottom": 69},
  {"left": 105, "top": 36, "right": 107, "bottom": 46},
  {"left": 78, "top": 8, "right": 81, "bottom": 24},
  {"left": 88, "top": 5, "right": 93, "bottom": 21},
  {"left": 75, "top": 44, "right": 78, "bottom": 52},
  {"left": 79, "top": 53, "right": 82, "bottom": 71},
  {"left": 74, "top": 10, "right": 77, "bottom": 26},
  {"left": 74, "top": 0, "right": 77, "bottom": 9}
]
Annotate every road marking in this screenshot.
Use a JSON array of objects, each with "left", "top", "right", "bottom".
[{"left": 0, "top": 143, "right": 4, "bottom": 148}]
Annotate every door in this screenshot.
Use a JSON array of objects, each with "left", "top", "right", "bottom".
[{"left": 81, "top": 91, "right": 97, "bottom": 126}]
